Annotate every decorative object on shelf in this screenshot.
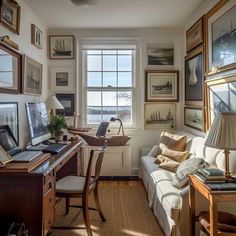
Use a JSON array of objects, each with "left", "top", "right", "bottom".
[
  {"left": 23, "top": 56, "right": 42, "bottom": 95},
  {"left": 184, "top": 106, "right": 205, "bottom": 132},
  {"left": 0, "top": 35, "right": 19, "bottom": 50},
  {"left": 45, "top": 94, "right": 64, "bottom": 116},
  {"left": 0, "top": 42, "right": 22, "bottom": 94},
  {"left": 205, "top": 112, "right": 236, "bottom": 178},
  {"left": 48, "top": 115, "right": 67, "bottom": 142},
  {"left": 55, "top": 93, "right": 75, "bottom": 116},
  {"left": 186, "top": 17, "right": 204, "bottom": 53},
  {"left": 31, "top": 24, "right": 43, "bottom": 49},
  {"left": 144, "top": 103, "right": 176, "bottom": 130},
  {"left": 50, "top": 67, "right": 74, "bottom": 91},
  {"left": 145, "top": 70, "right": 179, "bottom": 102},
  {"left": 206, "top": 1, "right": 236, "bottom": 74},
  {"left": 0, "top": 0, "right": 20, "bottom": 34},
  {"left": 185, "top": 46, "right": 204, "bottom": 105},
  {"left": 110, "top": 117, "right": 124, "bottom": 136},
  {"left": 0, "top": 102, "right": 19, "bottom": 144},
  {"left": 206, "top": 75, "right": 236, "bottom": 125},
  {"left": 49, "top": 35, "right": 74, "bottom": 59},
  {"left": 147, "top": 44, "right": 174, "bottom": 67}
]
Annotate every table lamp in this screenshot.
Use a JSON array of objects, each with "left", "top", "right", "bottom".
[
  {"left": 45, "top": 95, "right": 64, "bottom": 116},
  {"left": 204, "top": 112, "right": 236, "bottom": 178},
  {"left": 110, "top": 117, "right": 124, "bottom": 136}
]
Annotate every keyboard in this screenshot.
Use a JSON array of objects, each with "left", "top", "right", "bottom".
[
  {"left": 13, "top": 151, "right": 43, "bottom": 162},
  {"left": 42, "top": 143, "right": 67, "bottom": 154}
]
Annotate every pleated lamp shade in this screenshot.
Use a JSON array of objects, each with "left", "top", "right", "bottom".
[
  {"left": 45, "top": 95, "right": 64, "bottom": 110},
  {"left": 205, "top": 112, "right": 236, "bottom": 150}
]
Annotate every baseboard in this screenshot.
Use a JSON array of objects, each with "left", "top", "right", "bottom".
[{"left": 99, "top": 176, "right": 140, "bottom": 181}]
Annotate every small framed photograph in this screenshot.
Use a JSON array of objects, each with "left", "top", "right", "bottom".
[
  {"left": 144, "top": 103, "right": 176, "bottom": 130},
  {"left": 147, "top": 44, "right": 174, "bottom": 67},
  {"left": 56, "top": 93, "right": 75, "bottom": 116},
  {"left": 31, "top": 24, "right": 43, "bottom": 49},
  {"left": 186, "top": 17, "right": 204, "bottom": 53},
  {"left": 185, "top": 46, "right": 204, "bottom": 105},
  {"left": 50, "top": 67, "right": 74, "bottom": 92},
  {"left": 23, "top": 56, "right": 43, "bottom": 96},
  {"left": 145, "top": 70, "right": 179, "bottom": 102},
  {"left": 184, "top": 106, "right": 205, "bottom": 132},
  {"left": 0, "top": 0, "right": 20, "bottom": 34},
  {"left": 0, "top": 102, "right": 19, "bottom": 144},
  {"left": 49, "top": 35, "right": 74, "bottom": 59}
]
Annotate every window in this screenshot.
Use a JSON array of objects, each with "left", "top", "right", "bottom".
[{"left": 83, "top": 48, "right": 135, "bottom": 126}]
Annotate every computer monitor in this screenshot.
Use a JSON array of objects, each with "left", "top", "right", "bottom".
[{"left": 26, "top": 103, "right": 51, "bottom": 146}]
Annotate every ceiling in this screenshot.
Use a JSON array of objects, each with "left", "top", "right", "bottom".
[{"left": 23, "top": 0, "right": 204, "bottom": 29}]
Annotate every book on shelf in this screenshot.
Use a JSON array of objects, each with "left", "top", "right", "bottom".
[
  {"left": 194, "top": 172, "right": 227, "bottom": 184},
  {"left": 202, "top": 168, "right": 224, "bottom": 176},
  {"left": 197, "top": 169, "right": 226, "bottom": 180},
  {"left": 206, "top": 182, "right": 236, "bottom": 191}
]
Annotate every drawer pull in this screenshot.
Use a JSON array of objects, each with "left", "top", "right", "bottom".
[{"left": 49, "top": 198, "right": 52, "bottom": 203}]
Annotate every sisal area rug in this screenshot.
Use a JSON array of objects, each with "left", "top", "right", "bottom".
[{"left": 53, "top": 181, "right": 164, "bottom": 236}]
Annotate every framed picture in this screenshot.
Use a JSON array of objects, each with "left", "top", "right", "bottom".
[
  {"left": 184, "top": 106, "right": 205, "bottom": 132},
  {"left": 144, "top": 103, "right": 176, "bottom": 130},
  {"left": 145, "top": 70, "right": 179, "bottom": 102},
  {"left": 206, "top": 0, "right": 236, "bottom": 74},
  {"left": 0, "top": 42, "right": 22, "bottom": 94},
  {"left": 0, "top": 0, "right": 20, "bottom": 34},
  {"left": 56, "top": 93, "right": 75, "bottom": 116},
  {"left": 186, "top": 17, "right": 204, "bottom": 53},
  {"left": 50, "top": 67, "right": 74, "bottom": 92},
  {"left": 49, "top": 35, "right": 74, "bottom": 59},
  {"left": 185, "top": 46, "right": 204, "bottom": 104},
  {"left": 206, "top": 75, "right": 236, "bottom": 126},
  {"left": 23, "top": 56, "right": 43, "bottom": 95},
  {"left": 0, "top": 102, "right": 19, "bottom": 144},
  {"left": 147, "top": 44, "right": 174, "bottom": 67},
  {"left": 31, "top": 24, "right": 43, "bottom": 49}
]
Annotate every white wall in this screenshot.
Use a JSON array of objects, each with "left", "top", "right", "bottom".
[
  {"left": 0, "top": 0, "right": 48, "bottom": 147},
  {"left": 48, "top": 28, "right": 183, "bottom": 175}
]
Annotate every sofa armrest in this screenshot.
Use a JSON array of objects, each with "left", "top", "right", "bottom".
[
  {"left": 141, "top": 148, "right": 151, "bottom": 156},
  {"left": 180, "top": 186, "right": 189, "bottom": 198}
]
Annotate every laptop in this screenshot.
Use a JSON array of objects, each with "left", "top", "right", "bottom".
[{"left": 0, "top": 125, "right": 42, "bottom": 162}]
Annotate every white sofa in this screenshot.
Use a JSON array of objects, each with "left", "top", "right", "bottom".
[{"left": 140, "top": 131, "right": 236, "bottom": 236}]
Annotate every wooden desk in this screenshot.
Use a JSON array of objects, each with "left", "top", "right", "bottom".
[
  {"left": 0, "top": 141, "right": 83, "bottom": 236},
  {"left": 189, "top": 175, "right": 236, "bottom": 236}
]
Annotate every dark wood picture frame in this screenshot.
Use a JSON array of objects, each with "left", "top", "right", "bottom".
[
  {"left": 0, "top": 0, "right": 20, "bottom": 34},
  {"left": 145, "top": 70, "right": 179, "bottom": 102},
  {"left": 31, "top": 24, "right": 43, "bottom": 49},
  {"left": 56, "top": 93, "right": 75, "bottom": 116},
  {"left": 0, "top": 42, "right": 22, "bottom": 94}
]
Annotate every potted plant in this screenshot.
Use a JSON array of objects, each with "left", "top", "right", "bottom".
[{"left": 48, "top": 115, "right": 67, "bottom": 141}]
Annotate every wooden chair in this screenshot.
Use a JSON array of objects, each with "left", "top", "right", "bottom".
[{"left": 53, "top": 141, "right": 107, "bottom": 236}]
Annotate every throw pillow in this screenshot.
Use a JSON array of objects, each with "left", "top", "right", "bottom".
[
  {"left": 155, "top": 155, "right": 180, "bottom": 172},
  {"left": 161, "top": 147, "right": 189, "bottom": 163},
  {"left": 147, "top": 145, "right": 159, "bottom": 157},
  {"left": 172, "top": 158, "right": 205, "bottom": 189}
]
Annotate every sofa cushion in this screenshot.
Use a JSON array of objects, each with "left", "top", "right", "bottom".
[
  {"left": 161, "top": 147, "right": 189, "bottom": 162},
  {"left": 155, "top": 155, "right": 180, "bottom": 172},
  {"left": 140, "top": 155, "right": 159, "bottom": 175}
]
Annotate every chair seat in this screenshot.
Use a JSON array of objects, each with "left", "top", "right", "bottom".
[{"left": 56, "top": 176, "right": 85, "bottom": 194}]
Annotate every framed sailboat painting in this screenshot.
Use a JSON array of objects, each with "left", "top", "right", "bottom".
[
  {"left": 185, "top": 46, "right": 204, "bottom": 105},
  {"left": 49, "top": 35, "right": 74, "bottom": 59}
]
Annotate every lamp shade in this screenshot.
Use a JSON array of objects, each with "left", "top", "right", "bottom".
[
  {"left": 45, "top": 95, "right": 64, "bottom": 110},
  {"left": 205, "top": 112, "right": 236, "bottom": 150}
]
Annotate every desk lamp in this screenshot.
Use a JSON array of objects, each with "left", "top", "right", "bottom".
[
  {"left": 45, "top": 95, "right": 64, "bottom": 116},
  {"left": 205, "top": 112, "right": 236, "bottom": 178},
  {"left": 110, "top": 117, "right": 124, "bottom": 136}
]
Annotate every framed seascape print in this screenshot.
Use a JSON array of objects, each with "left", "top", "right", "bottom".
[
  {"left": 184, "top": 106, "right": 205, "bottom": 132},
  {"left": 144, "top": 103, "right": 176, "bottom": 130},
  {"left": 23, "top": 56, "right": 42, "bottom": 95},
  {"left": 206, "top": 0, "right": 236, "bottom": 74},
  {"left": 0, "top": 0, "right": 20, "bottom": 34},
  {"left": 56, "top": 93, "right": 75, "bottom": 116},
  {"left": 145, "top": 70, "right": 179, "bottom": 102},
  {"left": 31, "top": 24, "right": 43, "bottom": 49},
  {"left": 0, "top": 42, "right": 22, "bottom": 94},
  {"left": 206, "top": 75, "right": 236, "bottom": 125},
  {"left": 147, "top": 44, "right": 174, "bottom": 67},
  {"left": 186, "top": 17, "right": 204, "bottom": 53},
  {"left": 50, "top": 67, "right": 74, "bottom": 92},
  {"left": 185, "top": 46, "right": 204, "bottom": 105},
  {"left": 0, "top": 102, "right": 19, "bottom": 144},
  {"left": 49, "top": 35, "right": 74, "bottom": 59}
]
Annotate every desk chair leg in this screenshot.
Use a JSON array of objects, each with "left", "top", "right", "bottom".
[
  {"left": 82, "top": 196, "right": 93, "bottom": 236},
  {"left": 94, "top": 185, "right": 106, "bottom": 222},
  {"left": 65, "top": 197, "right": 70, "bottom": 215}
]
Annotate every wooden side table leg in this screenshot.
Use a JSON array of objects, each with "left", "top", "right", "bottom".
[
  {"left": 189, "top": 182, "right": 196, "bottom": 236},
  {"left": 209, "top": 195, "right": 217, "bottom": 236}
]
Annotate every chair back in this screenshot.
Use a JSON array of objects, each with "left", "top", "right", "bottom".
[{"left": 83, "top": 141, "right": 108, "bottom": 194}]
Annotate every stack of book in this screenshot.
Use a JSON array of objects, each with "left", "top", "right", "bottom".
[{"left": 194, "top": 168, "right": 227, "bottom": 183}]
